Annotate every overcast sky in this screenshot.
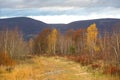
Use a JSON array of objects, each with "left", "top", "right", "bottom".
[{"left": 0, "top": 0, "right": 120, "bottom": 23}]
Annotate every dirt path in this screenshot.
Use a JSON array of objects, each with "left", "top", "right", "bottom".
[
  {"left": 31, "top": 56, "right": 94, "bottom": 80},
  {"left": 0, "top": 56, "right": 117, "bottom": 80}
]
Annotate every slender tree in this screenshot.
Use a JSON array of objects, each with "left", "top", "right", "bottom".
[{"left": 48, "top": 28, "right": 58, "bottom": 54}]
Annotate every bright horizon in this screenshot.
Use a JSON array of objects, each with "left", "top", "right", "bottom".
[
  {"left": 1, "top": 15, "right": 120, "bottom": 24},
  {"left": 28, "top": 15, "right": 120, "bottom": 24}
]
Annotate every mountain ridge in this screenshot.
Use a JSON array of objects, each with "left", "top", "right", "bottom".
[{"left": 0, "top": 17, "right": 120, "bottom": 39}]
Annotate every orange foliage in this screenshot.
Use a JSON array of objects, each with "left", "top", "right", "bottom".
[
  {"left": 65, "top": 29, "right": 74, "bottom": 38},
  {"left": 91, "top": 63, "right": 101, "bottom": 69},
  {"left": 66, "top": 54, "right": 92, "bottom": 66},
  {"left": 76, "top": 55, "right": 92, "bottom": 65},
  {"left": 33, "top": 28, "right": 51, "bottom": 54},
  {"left": 0, "top": 51, "right": 15, "bottom": 66},
  {"left": 73, "top": 29, "right": 83, "bottom": 43},
  {"left": 104, "top": 65, "right": 120, "bottom": 75}
]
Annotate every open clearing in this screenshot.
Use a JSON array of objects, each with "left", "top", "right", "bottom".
[{"left": 0, "top": 56, "right": 119, "bottom": 80}]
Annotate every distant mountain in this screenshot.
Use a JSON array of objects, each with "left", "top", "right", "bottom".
[
  {"left": 66, "top": 18, "right": 120, "bottom": 31},
  {"left": 50, "top": 18, "right": 120, "bottom": 32},
  {"left": 0, "top": 17, "right": 49, "bottom": 39},
  {"left": 0, "top": 17, "right": 120, "bottom": 39}
]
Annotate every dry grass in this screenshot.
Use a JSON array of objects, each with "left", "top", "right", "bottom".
[
  {"left": 0, "top": 64, "right": 32, "bottom": 80},
  {"left": 0, "top": 56, "right": 119, "bottom": 80}
]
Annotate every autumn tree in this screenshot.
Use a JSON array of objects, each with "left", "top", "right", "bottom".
[
  {"left": 110, "top": 30, "right": 120, "bottom": 64},
  {"left": 48, "top": 28, "right": 58, "bottom": 54},
  {"left": 73, "top": 29, "right": 82, "bottom": 43},
  {"left": 33, "top": 28, "right": 51, "bottom": 54},
  {"left": 65, "top": 29, "right": 75, "bottom": 54},
  {"left": 28, "top": 38, "right": 34, "bottom": 54},
  {"left": 58, "top": 35, "right": 66, "bottom": 54},
  {"left": 73, "top": 29, "right": 86, "bottom": 53},
  {"left": 98, "top": 30, "right": 120, "bottom": 66},
  {"left": 87, "top": 23, "right": 99, "bottom": 53},
  {"left": 0, "top": 28, "right": 29, "bottom": 59}
]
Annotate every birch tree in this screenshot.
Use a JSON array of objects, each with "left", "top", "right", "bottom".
[
  {"left": 87, "top": 23, "right": 99, "bottom": 53},
  {"left": 48, "top": 29, "right": 58, "bottom": 54},
  {"left": 0, "top": 28, "right": 29, "bottom": 59}
]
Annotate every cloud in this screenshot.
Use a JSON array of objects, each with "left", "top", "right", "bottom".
[
  {"left": 0, "top": 0, "right": 120, "bottom": 8},
  {"left": 1, "top": 7, "right": 120, "bottom": 23},
  {"left": 1, "top": 7, "right": 120, "bottom": 17},
  {"left": 0, "top": 0, "right": 120, "bottom": 23}
]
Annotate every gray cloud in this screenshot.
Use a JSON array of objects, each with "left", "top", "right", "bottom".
[
  {"left": 0, "top": 0, "right": 120, "bottom": 8},
  {"left": 0, "top": 0, "right": 120, "bottom": 20},
  {"left": 1, "top": 7, "right": 120, "bottom": 17}
]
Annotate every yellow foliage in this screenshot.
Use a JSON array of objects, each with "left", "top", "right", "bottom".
[
  {"left": 87, "top": 23, "right": 98, "bottom": 44},
  {"left": 94, "top": 45, "right": 100, "bottom": 52},
  {"left": 48, "top": 28, "right": 58, "bottom": 44},
  {"left": 48, "top": 28, "right": 58, "bottom": 53},
  {"left": 87, "top": 23, "right": 100, "bottom": 51}
]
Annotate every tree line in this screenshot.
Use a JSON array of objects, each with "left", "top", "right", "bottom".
[
  {"left": 33, "top": 23, "right": 120, "bottom": 65},
  {"left": 0, "top": 23, "right": 120, "bottom": 67}
]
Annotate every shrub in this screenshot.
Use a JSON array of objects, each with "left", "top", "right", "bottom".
[
  {"left": 66, "top": 54, "right": 92, "bottom": 66},
  {"left": 0, "top": 51, "right": 15, "bottom": 66},
  {"left": 104, "top": 65, "right": 120, "bottom": 75},
  {"left": 91, "top": 63, "right": 101, "bottom": 69},
  {"left": 76, "top": 54, "right": 92, "bottom": 65},
  {"left": 68, "top": 46, "right": 76, "bottom": 54}
]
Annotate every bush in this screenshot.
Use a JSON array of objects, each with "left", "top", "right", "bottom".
[
  {"left": 0, "top": 51, "right": 15, "bottom": 66},
  {"left": 66, "top": 54, "right": 92, "bottom": 66},
  {"left": 68, "top": 46, "right": 76, "bottom": 54},
  {"left": 104, "top": 65, "right": 120, "bottom": 75}
]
